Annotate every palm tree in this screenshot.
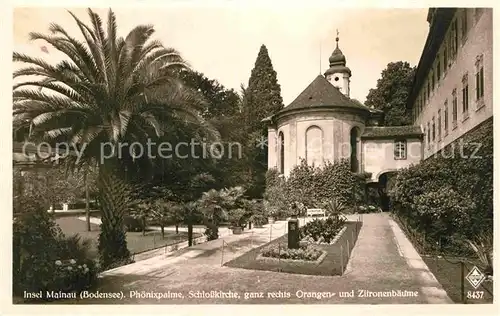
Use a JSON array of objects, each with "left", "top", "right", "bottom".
[{"left": 13, "top": 8, "right": 218, "bottom": 268}]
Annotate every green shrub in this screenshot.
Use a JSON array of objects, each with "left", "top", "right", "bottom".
[
  {"left": 264, "top": 159, "right": 366, "bottom": 216},
  {"left": 389, "top": 119, "right": 493, "bottom": 255},
  {"left": 263, "top": 169, "right": 289, "bottom": 218},
  {"left": 13, "top": 195, "right": 99, "bottom": 298}
]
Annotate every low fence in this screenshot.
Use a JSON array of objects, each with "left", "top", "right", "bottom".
[
  {"left": 130, "top": 232, "right": 207, "bottom": 262},
  {"left": 220, "top": 216, "right": 363, "bottom": 276},
  {"left": 220, "top": 222, "right": 289, "bottom": 266},
  {"left": 338, "top": 216, "right": 362, "bottom": 275}
]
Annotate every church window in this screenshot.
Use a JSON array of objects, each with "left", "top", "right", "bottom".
[
  {"left": 350, "top": 127, "right": 359, "bottom": 172},
  {"left": 394, "top": 140, "right": 407, "bottom": 160},
  {"left": 305, "top": 126, "right": 323, "bottom": 167},
  {"left": 279, "top": 132, "right": 285, "bottom": 174}
]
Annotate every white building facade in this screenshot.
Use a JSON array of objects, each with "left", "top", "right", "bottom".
[{"left": 408, "top": 8, "right": 493, "bottom": 159}]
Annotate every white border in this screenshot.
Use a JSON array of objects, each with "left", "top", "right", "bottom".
[{"left": 2, "top": 1, "right": 499, "bottom": 315}]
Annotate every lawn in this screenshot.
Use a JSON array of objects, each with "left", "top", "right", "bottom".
[
  {"left": 224, "top": 221, "right": 361, "bottom": 276},
  {"left": 56, "top": 217, "right": 201, "bottom": 259},
  {"left": 422, "top": 256, "right": 493, "bottom": 304}
]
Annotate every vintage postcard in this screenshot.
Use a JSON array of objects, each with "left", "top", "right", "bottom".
[{"left": 7, "top": 1, "right": 496, "bottom": 313}]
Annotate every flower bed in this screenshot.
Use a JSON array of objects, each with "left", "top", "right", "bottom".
[
  {"left": 225, "top": 221, "right": 362, "bottom": 276},
  {"left": 298, "top": 216, "right": 346, "bottom": 244},
  {"left": 300, "top": 226, "right": 347, "bottom": 246},
  {"left": 260, "top": 243, "right": 325, "bottom": 262}
]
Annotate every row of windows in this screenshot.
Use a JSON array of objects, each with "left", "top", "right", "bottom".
[
  {"left": 423, "top": 54, "right": 485, "bottom": 148},
  {"left": 413, "top": 8, "right": 484, "bottom": 120}
]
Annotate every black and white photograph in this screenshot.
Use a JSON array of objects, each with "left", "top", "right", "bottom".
[{"left": 7, "top": 2, "right": 495, "bottom": 310}]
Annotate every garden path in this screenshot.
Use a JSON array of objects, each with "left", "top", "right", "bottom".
[{"left": 53, "top": 213, "right": 451, "bottom": 304}]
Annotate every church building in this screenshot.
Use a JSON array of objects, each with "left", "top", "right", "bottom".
[{"left": 264, "top": 34, "right": 423, "bottom": 186}]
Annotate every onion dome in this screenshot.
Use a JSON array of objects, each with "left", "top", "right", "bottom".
[{"left": 324, "top": 33, "right": 351, "bottom": 76}]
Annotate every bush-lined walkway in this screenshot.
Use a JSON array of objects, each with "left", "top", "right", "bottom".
[{"left": 51, "top": 213, "right": 451, "bottom": 304}]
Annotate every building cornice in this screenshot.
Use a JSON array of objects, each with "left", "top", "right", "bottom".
[{"left": 407, "top": 8, "right": 457, "bottom": 110}]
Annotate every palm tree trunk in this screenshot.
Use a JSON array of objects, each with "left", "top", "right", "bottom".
[
  {"left": 84, "top": 171, "right": 91, "bottom": 232},
  {"left": 97, "top": 162, "right": 131, "bottom": 269},
  {"left": 188, "top": 222, "right": 193, "bottom": 247}
]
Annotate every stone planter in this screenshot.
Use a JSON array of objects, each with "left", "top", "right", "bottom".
[{"left": 232, "top": 227, "right": 243, "bottom": 235}]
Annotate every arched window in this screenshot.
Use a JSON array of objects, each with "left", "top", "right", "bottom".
[
  {"left": 278, "top": 132, "right": 285, "bottom": 174},
  {"left": 305, "top": 126, "right": 323, "bottom": 167},
  {"left": 350, "top": 127, "right": 359, "bottom": 172}
]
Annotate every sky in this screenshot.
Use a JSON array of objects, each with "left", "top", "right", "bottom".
[{"left": 13, "top": 6, "right": 429, "bottom": 105}]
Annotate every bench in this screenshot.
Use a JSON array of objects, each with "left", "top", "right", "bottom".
[{"left": 306, "top": 208, "right": 325, "bottom": 217}]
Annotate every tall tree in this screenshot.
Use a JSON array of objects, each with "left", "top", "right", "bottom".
[
  {"left": 365, "top": 61, "right": 416, "bottom": 126},
  {"left": 244, "top": 45, "right": 284, "bottom": 129},
  {"left": 243, "top": 45, "right": 284, "bottom": 198},
  {"left": 12, "top": 8, "right": 217, "bottom": 268}
]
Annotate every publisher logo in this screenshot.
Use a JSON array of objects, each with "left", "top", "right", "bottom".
[{"left": 466, "top": 266, "right": 486, "bottom": 289}]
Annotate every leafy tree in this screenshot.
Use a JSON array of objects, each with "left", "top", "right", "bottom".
[
  {"left": 13, "top": 166, "right": 97, "bottom": 212},
  {"left": 149, "top": 199, "right": 176, "bottom": 239},
  {"left": 177, "top": 70, "right": 248, "bottom": 189},
  {"left": 141, "top": 172, "right": 215, "bottom": 246},
  {"left": 365, "top": 61, "right": 416, "bottom": 126},
  {"left": 12, "top": 8, "right": 217, "bottom": 268},
  {"left": 178, "top": 70, "right": 240, "bottom": 120}
]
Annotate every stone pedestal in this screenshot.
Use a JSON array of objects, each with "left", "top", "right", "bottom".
[{"left": 288, "top": 217, "right": 300, "bottom": 249}]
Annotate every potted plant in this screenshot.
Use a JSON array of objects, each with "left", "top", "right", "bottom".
[
  {"left": 228, "top": 208, "right": 246, "bottom": 234},
  {"left": 268, "top": 209, "right": 277, "bottom": 224}
]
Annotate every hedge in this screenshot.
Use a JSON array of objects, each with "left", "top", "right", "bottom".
[
  {"left": 389, "top": 118, "right": 493, "bottom": 255},
  {"left": 264, "top": 159, "right": 367, "bottom": 217}
]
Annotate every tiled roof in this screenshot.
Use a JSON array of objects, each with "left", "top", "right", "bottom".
[
  {"left": 361, "top": 126, "right": 423, "bottom": 139},
  {"left": 280, "top": 75, "right": 371, "bottom": 113}
]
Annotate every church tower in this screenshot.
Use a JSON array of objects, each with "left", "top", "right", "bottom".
[{"left": 324, "top": 31, "right": 351, "bottom": 97}]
